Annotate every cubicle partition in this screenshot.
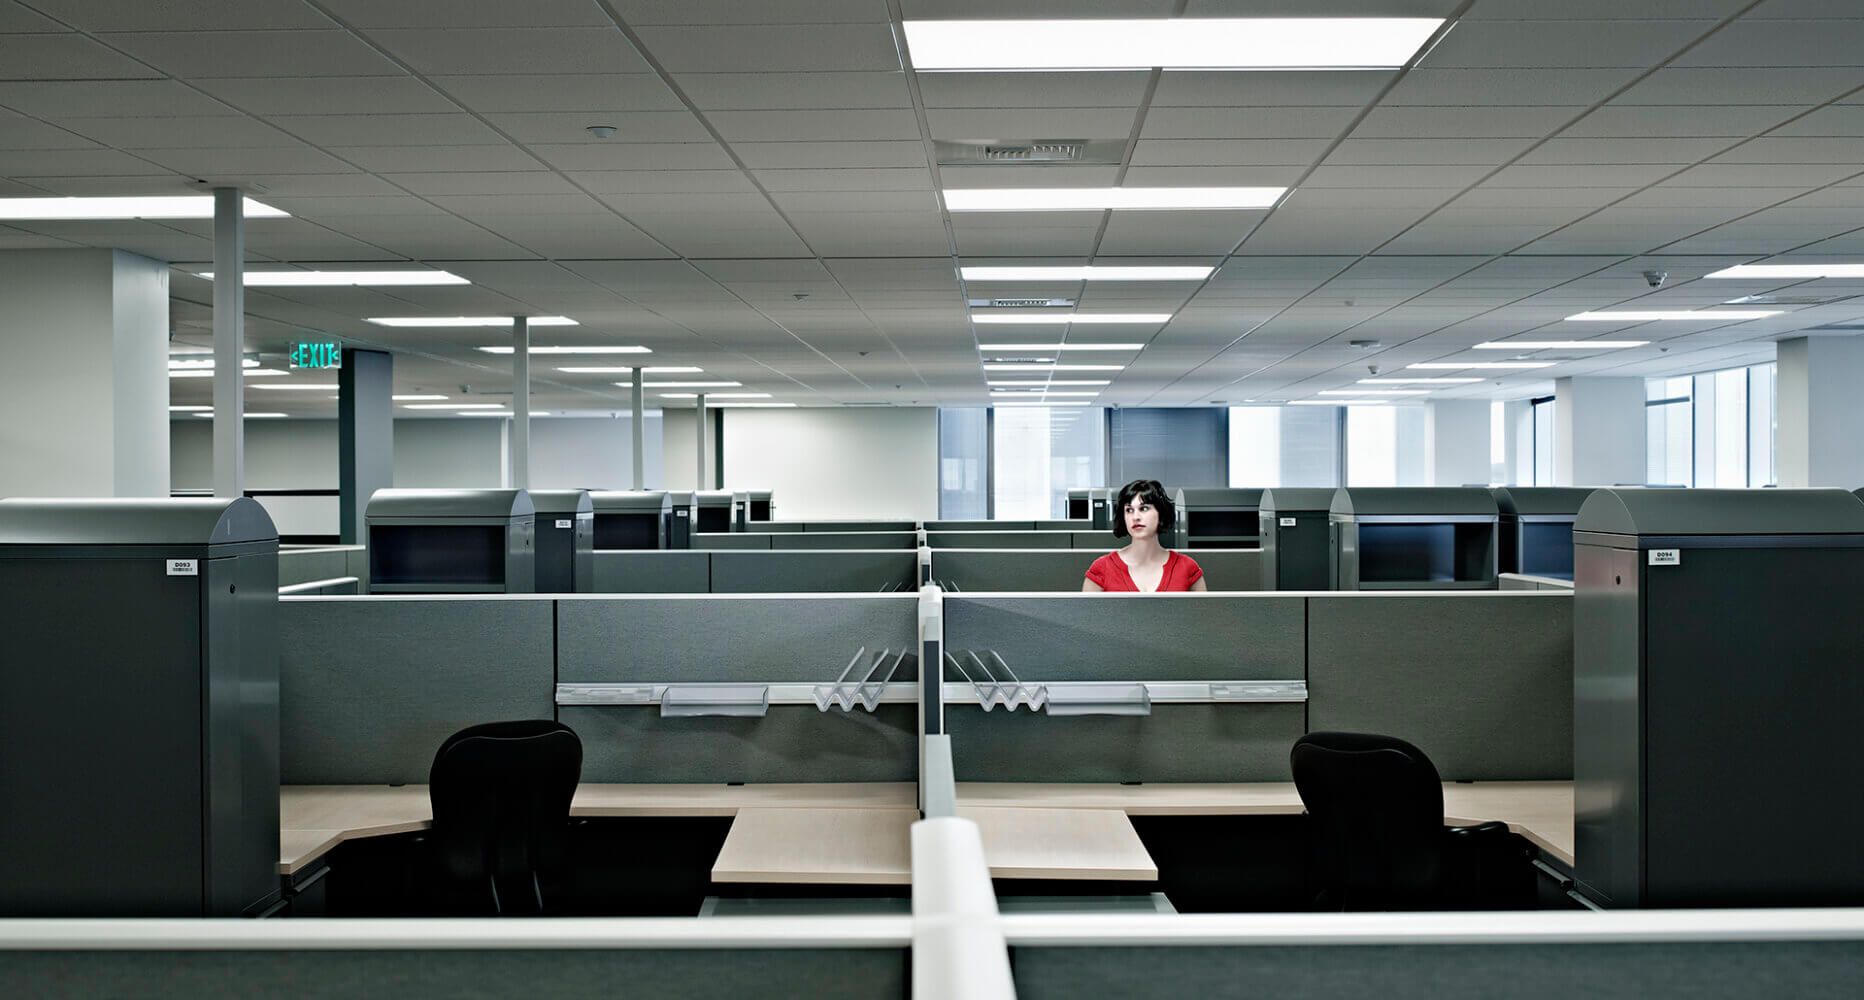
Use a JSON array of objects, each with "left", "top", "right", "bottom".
[
  {"left": 591, "top": 490, "right": 670, "bottom": 551},
  {"left": 696, "top": 531, "right": 920, "bottom": 551},
  {"left": 926, "top": 531, "right": 1072, "bottom": 550},
  {"left": 929, "top": 548, "right": 1266, "bottom": 593},
  {"left": 1258, "top": 488, "right": 1335, "bottom": 591},
  {"left": 556, "top": 595, "right": 921, "bottom": 783},
  {"left": 279, "top": 596, "right": 556, "bottom": 784},
  {"left": 365, "top": 488, "right": 535, "bottom": 594},
  {"left": 530, "top": 489, "right": 595, "bottom": 593},
  {"left": 1176, "top": 488, "right": 1264, "bottom": 549},
  {"left": 1492, "top": 486, "right": 1593, "bottom": 580},
  {"left": 592, "top": 549, "right": 915, "bottom": 593},
  {"left": 277, "top": 544, "right": 366, "bottom": 592},
  {"left": 942, "top": 594, "right": 1308, "bottom": 782}
]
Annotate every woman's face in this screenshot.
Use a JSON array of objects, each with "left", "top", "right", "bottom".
[{"left": 1124, "top": 497, "right": 1159, "bottom": 539}]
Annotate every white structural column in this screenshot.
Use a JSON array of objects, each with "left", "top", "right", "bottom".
[
  {"left": 1777, "top": 336, "right": 1864, "bottom": 488},
  {"left": 695, "top": 394, "right": 708, "bottom": 490},
  {"left": 631, "top": 368, "right": 645, "bottom": 489},
  {"left": 1426, "top": 399, "right": 1492, "bottom": 486},
  {"left": 213, "top": 187, "right": 245, "bottom": 499},
  {"left": 1553, "top": 376, "right": 1646, "bottom": 487},
  {"left": 0, "top": 249, "right": 168, "bottom": 497},
  {"left": 511, "top": 316, "right": 529, "bottom": 489}
]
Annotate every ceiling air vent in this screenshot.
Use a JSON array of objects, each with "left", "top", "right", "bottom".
[
  {"left": 935, "top": 138, "right": 1125, "bottom": 166},
  {"left": 967, "top": 297, "right": 1076, "bottom": 309}
]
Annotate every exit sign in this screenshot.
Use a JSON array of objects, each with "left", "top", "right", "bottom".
[{"left": 289, "top": 342, "right": 342, "bottom": 369}]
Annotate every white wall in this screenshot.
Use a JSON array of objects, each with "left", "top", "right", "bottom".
[
  {"left": 1554, "top": 377, "right": 1645, "bottom": 486},
  {"left": 1777, "top": 336, "right": 1864, "bottom": 488},
  {"left": 393, "top": 418, "right": 508, "bottom": 488},
  {"left": 1, "top": 249, "right": 167, "bottom": 497},
  {"left": 172, "top": 419, "right": 337, "bottom": 489},
  {"left": 721, "top": 407, "right": 939, "bottom": 520},
  {"left": 661, "top": 407, "right": 718, "bottom": 491},
  {"left": 530, "top": 414, "right": 664, "bottom": 489}
]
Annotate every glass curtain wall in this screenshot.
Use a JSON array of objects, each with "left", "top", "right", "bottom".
[
  {"left": 1227, "top": 406, "right": 1341, "bottom": 488},
  {"left": 937, "top": 408, "right": 989, "bottom": 519},
  {"left": 1642, "top": 363, "right": 1775, "bottom": 489},
  {"left": 992, "top": 406, "right": 1105, "bottom": 519},
  {"left": 1531, "top": 397, "right": 1556, "bottom": 486}
]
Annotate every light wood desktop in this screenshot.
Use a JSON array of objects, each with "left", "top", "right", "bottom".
[{"left": 280, "top": 780, "right": 1573, "bottom": 880}]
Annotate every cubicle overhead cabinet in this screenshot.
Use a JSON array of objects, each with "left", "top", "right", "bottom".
[
  {"left": 747, "top": 488, "right": 774, "bottom": 522},
  {"left": 1491, "top": 486, "right": 1594, "bottom": 581},
  {"left": 1572, "top": 488, "right": 1864, "bottom": 909},
  {"left": 365, "top": 488, "right": 535, "bottom": 594},
  {"left": 0, "top": 498, "right": 282, "bottom": 917},
  {"left": 1176, "top": 488, "right": 1266, "bottom": 550},
  {"left": 1329, "top": 488, "right": 1500, "bottom": 591},
  {"left": 667, "top": 490, "right": 695, "bottom": 549},
  {"left": 1258, "top": 488, "right": 1337, "bottom": 591},
  {"left": 528, "top": 489, "right": 595, "bottom": 593},
  {"left": 590, "top": 490, "right": 671, "bottom": 551},
  {"left": 694, "top": 489, "right": 735, "bottom": 534}
]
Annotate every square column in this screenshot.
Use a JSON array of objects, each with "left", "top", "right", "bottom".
[
  {"left": 1777, "top": 336, "right": 1864, "bottom": 488},
  {"left": 1554, "top": 377, "right": 1646, "bottom": 486},
  {"left": 0, "top": 248, "right": 169, "bottom": 497},
  {"left": 338, "top": 348, "right": 393, "bottom": 544}
]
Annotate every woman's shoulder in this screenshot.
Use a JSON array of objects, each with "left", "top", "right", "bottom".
[{"left": 1089, "top": 549, "right": 1127, "bottom": 570}]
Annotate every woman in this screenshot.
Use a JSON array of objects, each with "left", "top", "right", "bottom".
[{"left": 1082, "top": 479, "right": 1207, "bottom": 593}]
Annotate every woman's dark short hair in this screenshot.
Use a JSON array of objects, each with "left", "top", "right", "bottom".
[{"left": 1112, "top": 479, "right": 1174, "bottom": 539}]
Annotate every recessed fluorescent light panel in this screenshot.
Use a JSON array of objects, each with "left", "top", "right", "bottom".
[
  {"left": 903, "top": 18, "right": 1442, "bottom": 71},
  {"left": 401, "top": 403, "right": 507, "bottom": 410},
  {"left": 972, "top": 313, "right": 1170, "bottom": 325},
  {"left": 1705, "top": 264, "right": 1864, "bottom": 279},
  {"left": 946, "top": 188, "right": 1282, "bottom": 212},
  {"left": 639, "top": 381, "right": 742, "bottom": 388},
  {"left": 1474, "top": 341, "right": 1647, "bottom": 350},
  {"left": 988, "top": 380, "right": 1112, "bottom": 387},
  {"left": 558, "top": 366, "right": 703, "bottom": 374},
  {"left": 391, "top": 394, "right": 447, "bottom": 401},
  {"left": 708, "top": 402, "right": 796, "bottom": 408},
  {"left": 372, "top": 316, "right": 577, "bottom": 328},
  {"left": 1358, "top": 378, "right": 1482, "bottom": 385},
  {"left": 249, "top": 384, "right": 338, "bottom": 391},
  {"left": 983, "top": 363, "right": 1125, "bottom": 372},
  {"left": 0, "top": 196, "right": 285, "bottom": 220},
  {"left": 168, "top": 405, "right": 212, "bottom": 412},
  {"left": 201, "top": 270, "right": 468, "bottom": 286},
  {"left": 477, "top": 345, "right": 648, "bottom": 355},
  {"left": 170, "top": 367, "right": 285, "bottom": 377},
  {"left": 1290, "top": 399, "right": 1383, "bottom": 406},
  {"left": 192, "top": 411, "right": 288, "bottom": 418},
  {"left": 993, "top": 401, "right": 1091, "bottom": 407},
  {"left": 1565, "top": 310, "right": 1780, "bottom": 321},
  {"left": 1318, "top": 389, "right": 1431, "bottom": 396},
  {"left": 977, "top": 343, "right": 1142, "bottom": 351},
  {"left": 961, "top": 266, "right": 1213, "bottom": 281},
  {"left": 660, "top": 392, "right": 770, "bottom": 399},
  {"left": 1407, "top": 362, "right": 1556, "bottom": 370},
  {"left": 168, "top": 358, "right": 258, "bottom": 370}
]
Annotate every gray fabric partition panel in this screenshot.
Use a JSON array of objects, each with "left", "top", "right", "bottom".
[
  {"left": 345, "top": 546, "right": 370, "bottom": 589},
  {"left": 591, "top": 551, "right": 710, "bottom": 593},
  {"left": 949, "top": 704, "right": 1304, "bottom": 783},
  {"left": 0, "top": 949, "right": 910, "bottom": 1000},
  {"left": 1008, "top": 942, "right": 1864, "bottom": 1000},
  {"left": 749, "top": 522, "right": 807, "bottom": 533},
  {"left": 558, "top": 596, "right": 919, "bottom": 682},
  {"left": 927, "top": 531, "right": 1070, "bottom": 549},
  {"left": 692, "top": 533, "right": 772, "bottom": 550},
  {"left": 1306, "top": 594, "right": 1573, "bottom": 780},
  {"left": 568, "top": 705, "right": 918, "bottom": 783},
  {"left": 1187, "top": 549, "right": 1266, "bottom": 592},
  {"left": 709, "top": 551, "right": 918, "bottom": 593},
  {"left": 1068, "top": 531, "right": 1117, "bottom": 549},
  {"left": 927, "top": 520, "right": 1033, "bottom": 531},
  {"left": 278, "top": 598, "right": 555, "bottom": 784},
  {"left": 933, "top": 550, "right": 1100, "bottom": 592},
  {"left": 807, "top": 521, "right": 916, "bottom": 533},
  {"left": 944, "top": 596, "right": 1304, "bottom": 680},
  {"left": 277, "top": 548, "right": 350, "bottom": 587},
  {"left": 777, "top": 532, "right": 918, "bottom": 550}
]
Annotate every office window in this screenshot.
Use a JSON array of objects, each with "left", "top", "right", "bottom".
[
  {"left": 1646, "top": 376, "right": 1691, "bottom": 487},
  {"left": 1490, "top": 400, "right": 1507, "bottom": 485},
  {"left": 1749, "top": 363, "right": 1776, "bottom": 487},
  {"left": 992, "top": 406, "right": 1105, "bottom": 519},
  {"left": 938, "top": 408, "right": 988, "bottom": 519},
  {"left": 1227, "top": 406, "right": 1340, "bottom": 488},
  {"left": 1109, "top": 408, "right": 1226, "bottom": 488},
  {"left": 1696, "top": 367, "right": 1749, "bottom": 489},
  {"left": 1346, "top": 406, "right": 1399, "bottom": 487},
  {"left": 1531, "top": 397, "right": 1556, "bottom": 486}
]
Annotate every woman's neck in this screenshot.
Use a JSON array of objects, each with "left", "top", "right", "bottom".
[{"left": 1124, "top": 535, "right": 1167, "bottom": 563}]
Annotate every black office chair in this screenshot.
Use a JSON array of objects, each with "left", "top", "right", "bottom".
[
  {"left": 1291, "top": 731, "right": 1519, "bottom": 911},
  {"left": 429, "top": 720, "right": 583, "bottom": 915}
]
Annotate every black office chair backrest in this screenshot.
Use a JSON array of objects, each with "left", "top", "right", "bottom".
[
  {"left": 1291, "top": 731, "right": 1446, "bottom": 906},
  {"left": 429, "top": 720, "right": 583, "bottom": 885}
]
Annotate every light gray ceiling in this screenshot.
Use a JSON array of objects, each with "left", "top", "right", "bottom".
[{"left": 3, "top": 0, "right": 1864, "bottom": 416}]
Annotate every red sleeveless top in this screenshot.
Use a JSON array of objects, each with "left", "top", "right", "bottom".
[{"left": 1085, "top": 550, "right": 1204, "bottom": 593}]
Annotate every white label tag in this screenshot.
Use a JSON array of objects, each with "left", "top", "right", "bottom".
[
  {"left": 166, "top": 559, "right": 199, "bottom": 576},
  {"left": 1648, "top": 548, "right": 1681, "bottom": 567},
  {"left": 676, "top": 510, "right": 689, "bottom": 517},
  {"left": 1279, "top": 517, "right": 1297, "bottom": 527},
  {"left": 555, "top": 519, "right": 573, "bottom": 529}
]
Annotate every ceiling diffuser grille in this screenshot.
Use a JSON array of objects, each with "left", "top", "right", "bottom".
[{"left": 935, "top": 138, "right": 1124, "bottom": 165}]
